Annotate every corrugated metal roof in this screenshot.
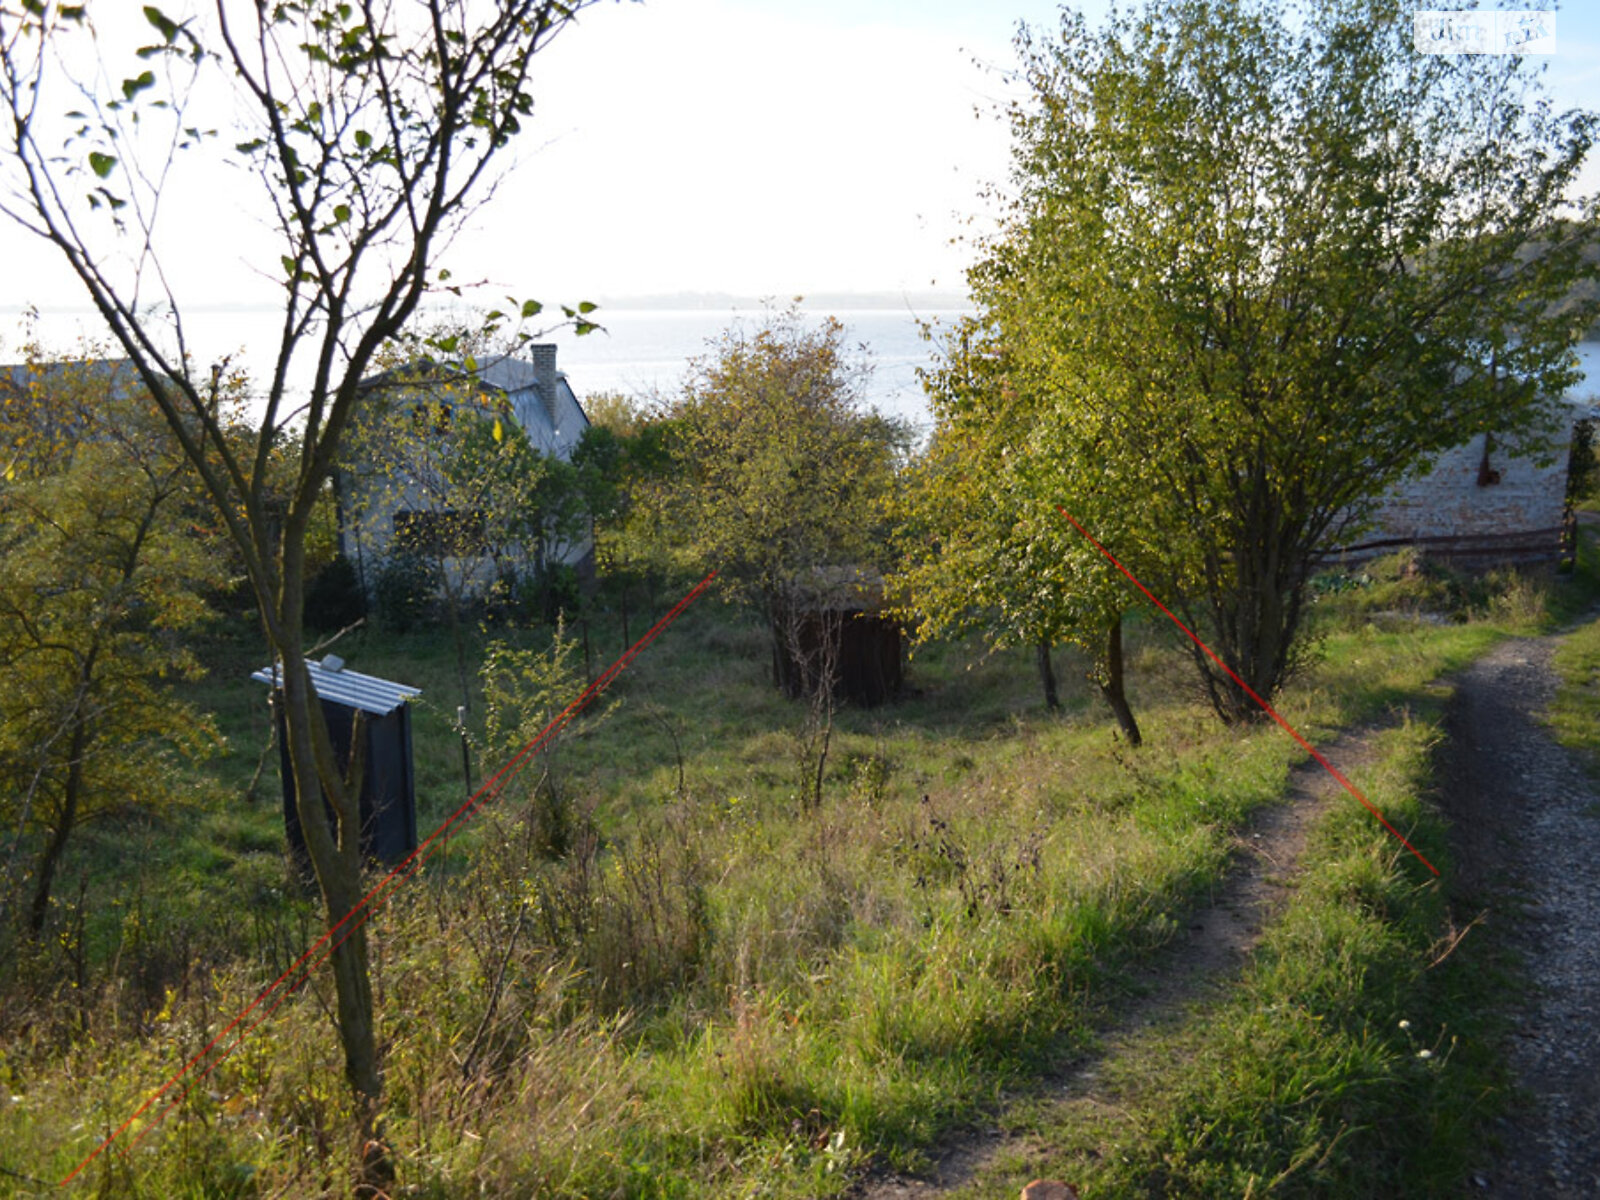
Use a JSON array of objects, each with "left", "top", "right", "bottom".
[{"left": 251, "top": 658, "right": 421, "bottom": 716}]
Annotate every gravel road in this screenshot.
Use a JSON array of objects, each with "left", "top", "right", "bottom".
[{"left": 1441, "top": 636, "right": 1600, "bottom": 1199}]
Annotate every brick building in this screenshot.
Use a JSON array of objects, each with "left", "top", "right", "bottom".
[{"left": 1327, "top": 345, "right": 1600, "bottom": 567}]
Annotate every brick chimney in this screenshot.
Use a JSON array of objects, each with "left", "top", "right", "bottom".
[{"left": 529, "top": 343, "right": 560, "bottom": 428}]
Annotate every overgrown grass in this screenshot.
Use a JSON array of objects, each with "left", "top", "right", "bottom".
[
  {"left": 1550, "top": 613, "right": 1600, "bottom": 779},
  {"left": 2, "top": 552, "right": 1595, "bottom": 1197},
  {"left": 956, "top": 706, "right": 1512, "bottom": 1198}
]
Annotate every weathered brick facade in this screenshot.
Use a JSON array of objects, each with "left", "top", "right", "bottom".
[
  {"left": 1326, "top": 346, "right": 1600, "bottom": 566},
  {"left": 1334, "top": 429, "right": 1571, "bottom": 566}
]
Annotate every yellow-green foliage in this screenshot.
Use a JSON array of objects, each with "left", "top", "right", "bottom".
[
  {"left": 0, "top": 355, "right": 225, "bottom": 941},
  {"left": 1550, "top": 611, "right": 1600, "bottom": 774},
  {"left": 659, "top": 305, "right": 908, "bottom": 601}
]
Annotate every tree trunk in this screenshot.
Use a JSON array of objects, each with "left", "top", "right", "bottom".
[
  {"left": 1097, "top": 612, "right": 1142, "bottom": 747},
  {"left": 27, "top": 713, "right": 88, "bottom": 938},
  {"left": 1192, "top": 482, "right": 1309, "bottom": 725},
  {"left": 1036, "top": 638, "right": 1060, "bottom": 710},
  {"left": 446, "top": 584, "right": 472, "bottom": 719},
  {"left": 275, "top": 635, "right": 389, "bottom": 1189},
  {"left": 768, "top": 594, "right": 796, "bottom": 697},
  {"left": 1199, "top": 580, "right": 1295, "bottom": 725}
]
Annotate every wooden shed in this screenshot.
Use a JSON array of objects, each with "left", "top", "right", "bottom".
[{"left": 772, "top": 568, "right": 904, "bottom": 707}]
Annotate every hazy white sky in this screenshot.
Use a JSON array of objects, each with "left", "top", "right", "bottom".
[{"left": 2, "top": 0, "right": 1597, "bottom": 320}]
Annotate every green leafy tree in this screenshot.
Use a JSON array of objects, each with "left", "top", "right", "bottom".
[
  {"left": 975, "top": 0, "right": 1598, "bottom": 723},
  {"left": 0, "top": 353, "right": 224, "bottom": 940},
  {"left": 900, "top": 319, "right": 1153, "bottom": 743},
  {"left": 571, "top": 391, "right": 676, "bottom": 641},
  {"left": 0, "top": 1, "right": 602, "bottom": 1178},
  {"left": 662, "top": 307, "right": 909, "bottom": 696}
]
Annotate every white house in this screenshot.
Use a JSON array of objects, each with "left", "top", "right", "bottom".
[{"left": 337, "top": 344, "right": 594, "bottom": 598}]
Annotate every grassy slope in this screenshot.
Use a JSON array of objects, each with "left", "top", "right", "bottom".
[
  {"left": 1, "top": 551, "right": 1593, "bottom": 1198},
  {"left": 951, "top": 537, "right": 1600, "bottom": 1198}
]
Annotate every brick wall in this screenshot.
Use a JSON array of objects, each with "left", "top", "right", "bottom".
[{"left": 1333, "top": 428, "right": 1571, "bottom": 565}]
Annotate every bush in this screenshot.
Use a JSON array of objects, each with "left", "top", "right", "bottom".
[
  {"left": 373, "top": 551, "right": 439, "bottom": 632},
  {"left": 1569, "top": 417, "right": 1597, "bottom": 509},
  {"left": 483, "top": 563, "right": 540, "bottom": 626},
  {"left": 302, "top": 553, "right": 366, "bottom": 631},
  {"left": 481, "top": 562, "right": 583, "bottom": 627},
  {"left": 1311, "top": 550, "right": 1485, "bottom": 625},
  {"left": 480, "top": 621, "right": 595, "bottom": 857},
  {"left": 539, "top": 562, "right": 582, "bottom": 624}
]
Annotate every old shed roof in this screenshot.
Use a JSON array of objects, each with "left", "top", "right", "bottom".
[{"left": 251, "top": 657, "right": 420, "bottom": 716}]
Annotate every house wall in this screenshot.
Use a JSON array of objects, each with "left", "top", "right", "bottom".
[
  {"left": 336, "top": 351, "right": 595, "bottom": 597},
  {"left": 338, "top": 463, "right": 592, "bottom": 599},
  {"left": 1331, "top": 428, "right": 1571, "bottom": 566}
]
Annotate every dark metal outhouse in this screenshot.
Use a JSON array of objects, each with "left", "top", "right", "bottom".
[{"left": 251, "top": 656, "right": 421, "bottom": 868}]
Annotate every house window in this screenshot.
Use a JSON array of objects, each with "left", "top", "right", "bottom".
[
  {"left": 393, "top": 508, "right": 486, "bottom": 556},
  {"left": 411, "top": 401, "right": 453, "bottom": 436}
]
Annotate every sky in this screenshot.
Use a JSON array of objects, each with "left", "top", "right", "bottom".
[{"left": 1, "top": 0, "right": 1597, "bottom": 328}]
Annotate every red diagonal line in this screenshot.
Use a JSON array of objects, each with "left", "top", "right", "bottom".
[
  {"left": 119, "top": 570, "right": 722, "bottom": 1156},
  {"left": 1055, "top": 506, "right": 1439, "bottom": 877},
  {"left": 61, "top": 568, "right": 718, "bottom": 1185}
]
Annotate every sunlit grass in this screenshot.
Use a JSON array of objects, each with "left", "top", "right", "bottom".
[{"left": 5, "top": 547, "right": 1598, "bottom": 1197}]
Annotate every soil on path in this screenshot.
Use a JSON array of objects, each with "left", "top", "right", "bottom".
[
  {"left": 853, "top": 627, "right": 1600, "bottom": 1199},
  {"left": 1441, "top": 636, "right": 1600, "bottom": 1199},
  {"left": 850, "top": 725, "right": 1386, "bottom": 1199}
]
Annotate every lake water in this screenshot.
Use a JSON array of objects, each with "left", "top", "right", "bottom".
[
  {"left": 1572, "top": 341, "right": 1600, "bottom": 407},
  {"left": 542, "top": 307, "right": 963, "bottom": 435},
  {"left": 3, "top": 303, "right": 963, "bottom": 437},
  {"left": 550, "top": 321, "right": 1600, "bottom": 427},
  {"left": 8, "top": 302, "right": 1596, "bottom": 434}
]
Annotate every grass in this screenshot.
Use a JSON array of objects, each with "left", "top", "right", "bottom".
[
  {"left": 950, "top": 703, "right": 1513, "bottom": 1198},
  {"left": 1550, "top": 601, "right": 1600, "bottom": 775},
  {"left": 2, "top": 548, "right": 1596, "bottom": 1198}
]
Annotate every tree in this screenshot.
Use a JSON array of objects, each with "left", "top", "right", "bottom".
[
  {"left": 662, "top": 306, "right": 909, "bottom": 696},
  {"left": 0, "top": 1, "right": 601, "bottom": 1181},
  {"left": 899, "top": 317, "right": 1150, "bottom": 744},
  {"left": 0, "top": 352, "right": 223, "bottom": 940},
  {"left": 980, "top": 0, "right": 1598, "bottom": 723},
  {"left": 570, "top": 390, "right": 675, "bottom": 642}
]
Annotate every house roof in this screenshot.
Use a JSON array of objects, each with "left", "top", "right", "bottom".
[
  {"left": 354, "top": 350, "right": 588, "bottom": 455},
  {"left": 475, "top": 356, "right": 552, "bottom": 396},
  {"left": 251, "top": 657, "right": 421, "bottom": 716}
]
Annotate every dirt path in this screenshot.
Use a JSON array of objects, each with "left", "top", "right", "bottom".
[
  {"left": 852, "top": 628, "right": 1600, "bottom": 1199},
  {"left": 1440, "top": 636, "right": 1600, "bottom": 1199},
  {"left": 850, "top": 725, "right": 1385, "bottom": 1198}
]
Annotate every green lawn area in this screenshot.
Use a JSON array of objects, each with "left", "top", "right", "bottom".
[{"left": 2, "top": 545, "right": 1595, "bottom": 1198}]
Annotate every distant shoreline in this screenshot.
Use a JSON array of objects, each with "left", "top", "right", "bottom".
[
  {"left": 0, "top": 290, "right": 974, "bottom": 317},
  {"left": 585, "top": 290, "right": 972, "bottom": 313}
]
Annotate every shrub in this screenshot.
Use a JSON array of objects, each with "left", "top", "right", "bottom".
[
  {"left": 480, "top": 620, "right": 595, "bottom": 857},
  {"left": 373, "top": 550, "right": 438, "bottom": 632},
  {"left": 539, "top": 562, "right": 582, "bottom": 624},
  {"left": 302, "top": 553, "right": 366, "bottom": 631},
  {"left": 481, "top": 562, "right": 583, "bottom": 626}
]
